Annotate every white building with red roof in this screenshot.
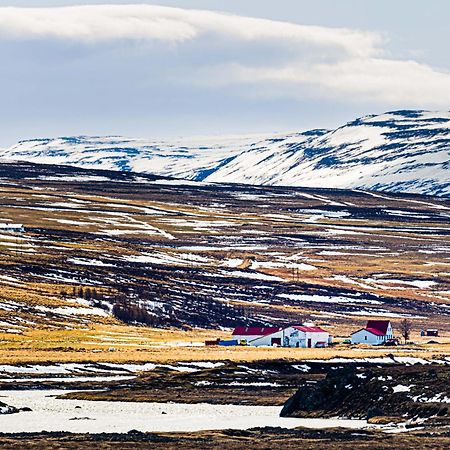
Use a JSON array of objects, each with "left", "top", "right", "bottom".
[
  {"left": 232, "top": 327, "right": 284, "bottom": 346},
  {"left": 232, "top": 324, "right": 331, "bottom": 348},
  {"left": 351, "top": 320, "right": 394, "bottom": 345}
]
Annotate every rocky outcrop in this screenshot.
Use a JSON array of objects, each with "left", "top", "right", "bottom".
[
  {"left": 0, "top": 401, "right": 19, "bottom": 415},
  {"left": 281, "top": 365, "right": 450, "bottom": 420}
]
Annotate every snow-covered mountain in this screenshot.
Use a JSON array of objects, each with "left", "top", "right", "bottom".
[{"left": 2, "top": 110, "right": 450, "bottom": 196}]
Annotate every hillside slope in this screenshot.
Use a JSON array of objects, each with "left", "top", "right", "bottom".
[
  {"left": 0, "top": 161, "right": 450, "bottom": 334},
  {"left": 1, "top": 110, "right": 450, "bottom": 195},
  {"left": 208, "top": 110, "right": 450, "bottom": 196}
]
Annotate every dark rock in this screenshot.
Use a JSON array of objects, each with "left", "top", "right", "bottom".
[
  {"left": 280, "top": 366, "right": 362, "bottom": 417},
  {"left": 281, "top": 364, "right": 450, "bottom": 421},
  {"left": 366, "top": 406, "right": 385, "bottom": 420},
  {"left": 19, "top": 407, "right": 32, "bottom": 412}
]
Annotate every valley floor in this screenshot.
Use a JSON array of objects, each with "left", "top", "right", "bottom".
[
  {"left": 1, "top": 347, "right": 450, "bottom": 448},
  {"left": 1, "top": 162, "right": 450, "bottom": 448}
]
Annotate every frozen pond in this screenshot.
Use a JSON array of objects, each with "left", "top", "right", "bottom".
[{"left": 0, "top": 390, "right": 368, "bottom": 433}]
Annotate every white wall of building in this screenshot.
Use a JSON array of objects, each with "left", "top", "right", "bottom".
[
  {"left": 247, "top": 327, "right": 330, "bottom": 348},
  {"left": 282, "top": 327, "right": 330, "bottom": 348},
  {"left": 351, "top": 329, "right": 385, "bottom": 345},
  {"left": 246, "top": 330, "right": 284, "bottom": 346},
  {"left": 233, "top": 334, "right": 266, "bottom": 343},
  {"left": 385, "top": 323, "right": 393, "bottom": 339}
]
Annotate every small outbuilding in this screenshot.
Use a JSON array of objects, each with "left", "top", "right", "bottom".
[
  {"left": 351, "top": 320, "right": 394, "bottom": 345},
  {"left": 423, "top": 329, "right": 439, "bottom": 337}
]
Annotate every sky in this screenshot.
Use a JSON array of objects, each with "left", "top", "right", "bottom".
[{"left": 0, "top": 1, "right": 449, "bottom": 146}]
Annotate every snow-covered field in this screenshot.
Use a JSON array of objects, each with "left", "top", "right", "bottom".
[{"left": 0, "top": 390, "right": 368, "bottom": 433}]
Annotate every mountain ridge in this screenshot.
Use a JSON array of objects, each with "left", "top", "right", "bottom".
[{"left": 1, "top": 110, "right": 449, "bottom": 196}]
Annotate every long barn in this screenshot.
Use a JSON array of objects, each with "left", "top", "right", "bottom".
[{"left": 232, "top": 324, "right": 331, "bottom": 348}]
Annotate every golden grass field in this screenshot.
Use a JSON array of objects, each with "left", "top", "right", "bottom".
[
  {"left": 1, "top": 162, "right": 450, "bottom": 362},
  {"left": 0, "top": 324, "right": 449, "bottom": 365}
]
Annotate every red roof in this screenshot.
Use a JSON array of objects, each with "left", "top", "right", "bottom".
[
  {"left": 232, "top": 327, "right": 283, "bottom": 336},
  {"left": 365, "top": 327, "right": 385, "bottom": 336},
  {"left": 351, "top": 320, "right": 391, "bottom": 336},
  {"left": 366, "top": 320, "right": 390, "bottom": 334},
  {"left": 293, "top": 326, "right": 326, "bottom": 333}
]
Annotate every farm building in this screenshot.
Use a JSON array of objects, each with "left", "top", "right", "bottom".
[
  {"left": 426, "top": 329, "right": 439, "bottom": 337},
  {"left": 232, "top": 327, "right": 284, "bottom": 346},
  {"left": 232, "top": 324, "right": 331, "bottom": 348},
  {"left": 351, "top": 320, "right": 394, "bottom": 345},
  {"left": 421, "top": 329, "right": 439, "bottom": 337}
]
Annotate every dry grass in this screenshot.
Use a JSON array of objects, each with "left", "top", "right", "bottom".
[
  {"left": 0, "top": 325, "right": 450, "bottom": 365},
  {"left": 3, "top": 429, "right": 450, "bottom": 450}
]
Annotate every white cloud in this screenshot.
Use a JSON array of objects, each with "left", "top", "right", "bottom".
[
  {"left": 1, "top": 4, "right": 449, "bottom": 107},
  {"left": 0, "top": 4, "right": 382, "bottom": 56},
  {"left": 0, "top": 5, "right": 198, "bottom": 43},
  {"left": 221, "top": 58, "right": 450, "bottom": 106}
]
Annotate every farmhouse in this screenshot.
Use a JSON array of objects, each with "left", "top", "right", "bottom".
[
  {"left": 351, "top": 320, "right": 394, "bottom": 345},
  {"left": 232, "top": 324, "right": 331, "bottom": 348}
]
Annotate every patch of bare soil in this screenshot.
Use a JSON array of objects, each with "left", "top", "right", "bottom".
[
  {"left": 1, "top": 428, "right": 450, "bottom": 450},
  {"left": 60, "top": 361, "right": 309, "bottom": 406}
]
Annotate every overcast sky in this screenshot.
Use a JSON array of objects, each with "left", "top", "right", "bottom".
[{"left": 0, "top": 1, "right": 449, "bottom": 146}]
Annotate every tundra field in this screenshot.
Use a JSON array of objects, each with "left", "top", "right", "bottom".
[
  {"left": 1, "top": 161, "right": 450, "bottom": 446},
  {"left": 1, "top": 162, "right": 450, "bottom": 341},
  {"left": 0, "top": 325, "right": 450, "bottom": 366}
]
